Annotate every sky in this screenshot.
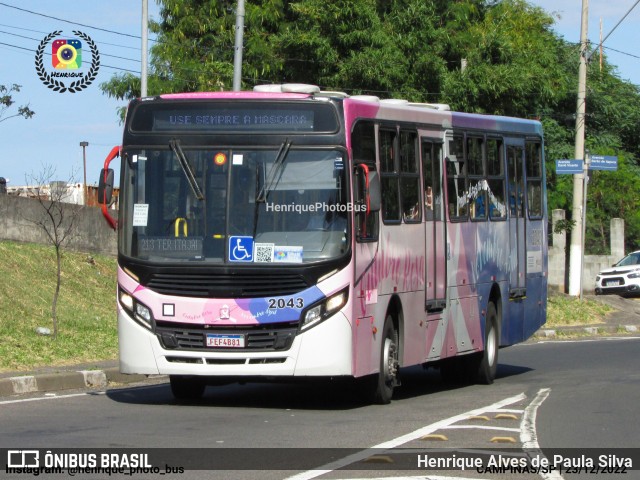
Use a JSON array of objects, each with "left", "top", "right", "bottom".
[{"left": 1, "top": 0, "right": 639, "bottom": 189}]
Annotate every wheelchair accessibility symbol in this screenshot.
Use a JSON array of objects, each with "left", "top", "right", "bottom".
[{"left": 229, "top": 236, "right": 254, "bottom": 262}]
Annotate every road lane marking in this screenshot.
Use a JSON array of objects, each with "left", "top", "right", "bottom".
[
  {"left": 441, "top": 425, "right": 521, "bottom": 432},
  {"left": 315, "top": 477, "right": 483, "bottom": 480},
  {"left": 520, "top": 388, "right": 563, "bottom": 480},
  {"left": 284, "top": 392, "right": 527, "bottom": 480},
  {"left": 0, "top": 391, "right": 106, "bottom": 405}
]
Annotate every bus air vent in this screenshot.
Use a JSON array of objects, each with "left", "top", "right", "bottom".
[{"left": 146, "top": 272, "right": 309, "bottom": 298}]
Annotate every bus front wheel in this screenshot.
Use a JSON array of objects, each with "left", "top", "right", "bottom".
[{"left": 364, "top": 316, "right": 400, "bottom": 405}]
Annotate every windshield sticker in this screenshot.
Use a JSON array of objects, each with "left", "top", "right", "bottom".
[
  {"left": 139, "top": 236, "right": 203, "bottom": 259},
  {"left": 132, "top": 204, "right": 149, "bottom": 227},
  {"left": 229, "top": 236, "right": 254, "bottom": 262},
  {"left": 254, "top": 243, "right": 274, "bottom": 262},
  {"left": 273, "top": 246, "right": 303, "bottom": 263},
  {"left": 232, "top": 154, "right": 244, "bottom": 165}
]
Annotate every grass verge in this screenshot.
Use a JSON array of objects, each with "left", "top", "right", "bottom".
[
  {"left": 546, "top": 293, "right": 613, "bottom": 327},
  {"left": 0, "top": 241, "right": 619, "bottom": 373},
  {"left": 0, "top": 241, "right": 117, "bottom": 372}
]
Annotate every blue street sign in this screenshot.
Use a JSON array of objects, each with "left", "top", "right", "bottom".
[
  {"left": 556, "top": 159, "right": 584, "bottom": 174},
  {"left": 589, "top": 155, "right": 618, "bottom": 171}
]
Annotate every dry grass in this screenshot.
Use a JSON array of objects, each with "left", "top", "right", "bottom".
[
  {"left": 0, "top": 241, "right": 117, "bottom": 372},
  {"left": 546, "top": 293, "right": 613, "bottom": 327}
]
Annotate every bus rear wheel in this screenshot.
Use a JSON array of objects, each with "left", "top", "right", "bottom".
[
  {"left": 440, "top": 302, "right": 499, "bottom": 385},
  {"left": 170, "top": 375, "right": 206, "bottom": 400},
  {"left": 474, "top": 302, "right": 499, "bottom": 384}
]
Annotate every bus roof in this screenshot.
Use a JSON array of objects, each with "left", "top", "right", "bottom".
[{"left": 154, "top": 85, "right": 542, "bottom": 137}]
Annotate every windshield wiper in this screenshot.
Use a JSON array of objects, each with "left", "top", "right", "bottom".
[
  {"left": 169, "top": 139, "right": 204, "bottom": 201},
  {"left": 256, "top": 139, "right": 291, "bottom": 203}
]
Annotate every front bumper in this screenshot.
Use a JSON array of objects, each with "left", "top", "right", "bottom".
[
  {"left": 595, "top": 277, "right": 640, "bottom": 296},
  {"left": 117, "top": 307, "right": 354, "bottom": 378}
]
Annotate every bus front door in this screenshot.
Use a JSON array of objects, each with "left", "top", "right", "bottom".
[
  {"left": 421, "top": 138, "right": 446, "bottom": 361},
  {"left": 421, "top": 139, "right": 447, "bottom": 314}
]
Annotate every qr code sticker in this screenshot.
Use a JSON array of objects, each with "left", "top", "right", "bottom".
[{"left": 254, "top": 243, "right": 274, "bottom": 262}]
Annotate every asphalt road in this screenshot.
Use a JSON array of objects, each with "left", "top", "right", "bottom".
[{"left": 1, "top": 336, "right": 639, "bottom": 480}]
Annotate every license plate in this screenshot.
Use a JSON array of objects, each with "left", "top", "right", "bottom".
[
  {"left": 606, "top": 280, "right": 621, "bottom": 286},
  {"left": 206, "top": 334, "right": 245, "bottom": 348}
]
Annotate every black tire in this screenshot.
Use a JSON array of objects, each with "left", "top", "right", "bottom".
[
  {"left": 475, "top": 302, "right": 499, "bottom": 384},
  {"left": 170, "top": 375, "right": 206, "bottom": 400},
  {"left": 371, "top": 316, "right": 400, "bottom": 404}
]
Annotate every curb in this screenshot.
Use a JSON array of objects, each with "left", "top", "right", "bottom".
[
  {"left": 1, "top": 325, "right": 638, "bottom": 398},
  {"left": 534, "top": 324, "right": 639, "bottom": 339},
  {"left": 0, "top": 368, "right": 153, "bottom": 398}
]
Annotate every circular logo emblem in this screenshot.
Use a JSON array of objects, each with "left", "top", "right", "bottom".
[{"left": 35, "top": 30, "right": 100, "bottom": 93}]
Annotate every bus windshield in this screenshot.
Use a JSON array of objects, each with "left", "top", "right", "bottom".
[{"left": 119, "top": 146, "right": 349, "bottom": 264}]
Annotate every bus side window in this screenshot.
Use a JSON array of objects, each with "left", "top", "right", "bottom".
[
  {"left": 400, "top": 130, "right": 421, "bottom": 223},
  {"left": 525, "top": 141, "right": 543, "bottom": 219},
  {"left": 351, "top": 121, "right": 379, "bottom": 241},
  {"left": 446, "top": 135, "right": 468, "bottom": 221},
  {"left": 379, "top": 128, "right": 400, "bottom": 223},
  {"left": 487, "top": 138, "right": 506, "bottom": 220},
  {"left": 467, "top": 136, "right": 487, "bottom": 221}
]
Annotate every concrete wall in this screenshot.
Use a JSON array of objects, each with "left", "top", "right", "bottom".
[
  {"left": 0, "top": 196, "right": 626, "bottom": 292},
  {"left": 0, "top": 194, "right": 117, "bottom": 256},
  {"left": 548, "top": 210, "right": 568, "bottom": 292},
  {"left": 549, "top": 209, "right": 625, "bottom": 293}
]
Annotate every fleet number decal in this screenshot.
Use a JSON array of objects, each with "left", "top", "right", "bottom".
[{"left": 268, "top": 297, "right": 304, "bottom": 309}]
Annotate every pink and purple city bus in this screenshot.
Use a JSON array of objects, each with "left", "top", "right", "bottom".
[{"left": 98, "top": 84, "right": 547, "bottom": 403}]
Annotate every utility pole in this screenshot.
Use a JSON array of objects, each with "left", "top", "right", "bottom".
[
  {"left": 80, "top": 141, "right": 89, "bottom": 206},
  {"left": 141, "top": 0, "right": 148, "bottom": 97},
  {"left": 232, "top": 0, "right": 245, "bottom": 91},
  {"left": 568, "top": 0, "right": 589, "bottom": 297}
]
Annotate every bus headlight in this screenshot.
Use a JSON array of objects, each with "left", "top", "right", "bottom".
[
  {"left": 301, "top": 288, "right": 348, "bottom": 332},
  {"left": 119, "top": 287, "right": 154, "bottom": 331}
]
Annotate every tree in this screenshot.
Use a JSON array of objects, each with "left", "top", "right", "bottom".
[
  {"left": 98, "top": 0, "right": 640, "bottom": 251},
  {"left": 100, "top": 0, "right": 286, "bottom": 110},
  {"left": 0, "top": 84, "right": 35, "bottom": 124},
  {"left": 24, "top": 167, "right": 80, "bottom": 339}
]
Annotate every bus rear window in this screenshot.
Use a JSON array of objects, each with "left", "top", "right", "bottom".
[{"left": 129, "top": 101, "right": 340, "bottom": 134}]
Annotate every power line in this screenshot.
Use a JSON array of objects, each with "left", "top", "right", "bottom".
[
  {"left": 0, "top": 30, "right": 140, "bottom": 63},
  {"left": 602, "top": 45, "right": 640, "bottom": 61},
  {"left": 0, "top": 2, "right": 158, "bottom": 42},
  {"left": 0, "top": 22, "right": 141, "bottom": 51},
  {"left": 587, "top": 0, "right": 640, "bottom": 61},
  {"left": 0, "top": 40, "right": 140, "bottom": 73}
]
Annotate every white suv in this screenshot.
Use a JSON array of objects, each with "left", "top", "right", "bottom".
[{"left": 595, "top": 250, "right": 640, "bottom": 296}]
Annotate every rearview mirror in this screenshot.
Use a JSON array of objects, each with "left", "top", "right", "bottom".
[
  {"left": 368, "top": 171, "right": 381, "bottom": 213},
  {"left": 97, "top": 168, "right": 114, "bottom": 205},
  {"left": 355, "top": 163, "right": 381, "bottom": 214}
]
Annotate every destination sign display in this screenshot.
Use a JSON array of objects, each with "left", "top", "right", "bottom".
[
  {"left": 154, "top": 109, "right": 315, "bottom": 131},
  {"left": 128, "top": 102, "right": 339, "bottom": 134}
]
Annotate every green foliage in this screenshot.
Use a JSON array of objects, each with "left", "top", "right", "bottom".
[
  {"left": 98, "top": 0, "right": 640, "bottom": 252},
  {"left": 0, "top": 241, "right": 117, "bottom": 371},
  {"left": 0, "top": 84, "right": 35, "bottom": 124},
  {"left": 546, "top": 294, "right": 612, "bottom": 327},
  {"left": 440, "top": 0, "right": 571, "bottom": 116}
]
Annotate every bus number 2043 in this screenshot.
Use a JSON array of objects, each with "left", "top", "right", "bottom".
[{"left": 268, "top": 298, "right": 304, "bottom": 309}]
